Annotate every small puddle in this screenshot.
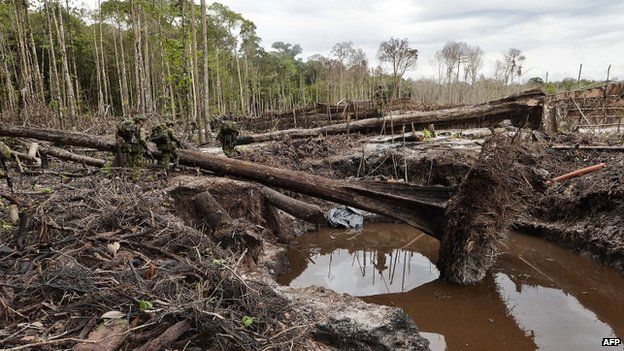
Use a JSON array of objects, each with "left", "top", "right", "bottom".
[{"left": 277, "top": 224, "right": 624, "bottom": 351}]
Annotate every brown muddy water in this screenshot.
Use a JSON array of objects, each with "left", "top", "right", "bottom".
[{"left": 277, "top": 224, "right": 624, "bottom": 351}]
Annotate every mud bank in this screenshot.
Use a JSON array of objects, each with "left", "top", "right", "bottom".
[
  {"left": 244, "top": 132, "right": 624, "bottom": 274},
  {"left": 169, "top": 176, "right": 431, "bottom": 350}
]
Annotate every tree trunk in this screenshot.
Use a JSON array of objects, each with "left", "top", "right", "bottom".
[
  {"left": 200, "top": 0, "right": 212, "bottom": 139},
  {"left": 0, "top": 27, "right": 17, "bottom": 114},
  {"left": 0, "top": 125, "right": 446, "bottom": 237},
  {"left": 23, "top": 1, "right": 45, "bottom": 100},
  {"left": 53, "top": 1, "right": 77, "bottom": 125},
  {"left": 237, "top": 89, "right": 545, "bottom": 144},
  {"left": 46, "top": 1, "right": 63, "bottom": 126},
  {"left": 93, "top": 26, "right": 105, "bottom": 117},
  {"left": 260, "top": 187, "right": 327, "bottom": 225},
  {"left": 98, "top": 1, "right": 111, "bottom": 115},
  {"left": 189, "top": 0, "right": 204, "bottom": 143},
  {"left": 132, "top": 1, "right": 146, "bottom": 114},
  {"left": 116, "top": 17, "right": 130, "bottom": 117},
  {"left": 40, "top": 145, "right": 106, "bottom": 168}
]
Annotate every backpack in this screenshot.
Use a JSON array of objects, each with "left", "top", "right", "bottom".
[
  {"left": 117, "top": 120, "right": 136, "bottom": 139},
  {"left": 150, "top": 125, "right": 169, "bottom": 144}
]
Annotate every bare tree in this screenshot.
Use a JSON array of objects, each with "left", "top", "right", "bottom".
[
  {"left": 347, "top": 47, "right": 368, "bottom": 99},
  {"left": 438, "top": 41, "right": 469, "bottom": 84},
  {"left": 503, "top": 48, "right": 525, "bottom": 85},
  {"left": 377, "top": 37, "right": 418, "bottom": 97},
  {"left": 464, "top": 45, "right": 484, "bottom": 85},
  {"left": 331, "top": 41, "right": 353, "bottom": 99}
]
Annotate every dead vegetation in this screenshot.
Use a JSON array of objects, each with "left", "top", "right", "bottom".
[
  {"left": 0, "top": 173, "right": 312, "bottom": 350},
  {"left": 1, "top": 86, "right": 624, "bottom": 350}
]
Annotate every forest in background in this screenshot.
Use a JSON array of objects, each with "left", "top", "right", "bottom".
[{"left": 0, "top": 0, "right": 615, "bottom": 137}]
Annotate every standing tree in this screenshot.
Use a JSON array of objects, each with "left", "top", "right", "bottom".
[
  {"left": 200, "top": 0, "right": 211, "bottom": 139},
  {"left": 464, "top": 45, "right": 484, "bottom": 85},
  {"left": 331, "top": 41, "right": 352, "bottom": 99},
  {"left": 377, "top": 37, "right": 418, "bottom": 97},
  {"left": 438, "top": 41, "right": 469, "bottom": 84},
  {"left": 503, "top": 48, "right": 525, "bottom": 85}
]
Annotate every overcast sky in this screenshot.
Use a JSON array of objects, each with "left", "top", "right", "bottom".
[{"left": 80, "top": 0, "right": 624, "bottom": 82}]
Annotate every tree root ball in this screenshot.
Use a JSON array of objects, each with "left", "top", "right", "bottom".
[{"left": 437, "top": 135, "right": 523, "bottom": 284}]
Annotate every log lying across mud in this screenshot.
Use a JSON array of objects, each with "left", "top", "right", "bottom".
[
  {"left": 237, "top": 89, "right": 545, "bottom": 145},
  {"left": 0, "top": 126, "right": 523, "bottom": 284},
  {"left": 0, "top": 125, "right": 447, "bottom": 236}
]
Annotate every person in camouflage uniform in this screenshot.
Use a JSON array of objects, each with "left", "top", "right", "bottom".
[
  {"left": 150, "top": 121, "right": 181, "bottom": 168},
  {"left": 374, "top": 84, "right": 390, "bottom": 117},
  {"left": 0, "top": 141, "right": 13, "bottom": 191},
  {"left": 116, "top": 115, "right": 151, "bottom": 177},
  {"left": 216, "top": 117, "right": 240, "bottom": 158}
]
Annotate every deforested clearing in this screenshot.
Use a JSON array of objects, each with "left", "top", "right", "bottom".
[{"left": 1, "top": 1, "right": 623, "bottom": 350}]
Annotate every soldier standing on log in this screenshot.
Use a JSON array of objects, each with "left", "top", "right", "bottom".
[
  {"left": 216, "top": 117, "right": 241, "bottom": 158},
  {"left": 116, "top": 115, "right": 151, "bottom": 178},
  {"left": 150, "top": 121, "right": 181, "bottom": 169},
  {"left": 374, "top": 84, "right": 390, "bottom": 117}
]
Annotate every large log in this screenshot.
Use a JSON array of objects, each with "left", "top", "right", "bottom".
[
  {"left": 0, "top": 126, "right": 520, "bottom": 285},
  {"left": 237, "top": 89, "right": 545, "bottom": 145},
  {"left": 259, "top": 186, "right": 328, "bottom": 225},
  {"left": 40, "top": 145, "right": 106, "bottom": 167},
  {"left": 0, "top": 125, "right": 447, "bottom": 238}
]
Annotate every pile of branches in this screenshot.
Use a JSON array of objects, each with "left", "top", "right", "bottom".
[
  {"left": 0, "top": 174, "right": 310, "bottom": 350},
  {"left": 243, "top": 135, "right": 360, "bottom": 173}
]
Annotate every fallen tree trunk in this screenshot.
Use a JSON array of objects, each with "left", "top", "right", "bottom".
[
  {"left": 0, "top": 125, "right": 523, "bottom": 284},
  {"left": 0, "top": 125, "right": 446, "bottom": 238},
  {"left": 192, "top": 191, "right": 233, "bottom": 234},
  {"left": 260, "top": 186, "right": 328, "bottom": 225},
  {"left": 40, "top": 145, "right": 106, "bottom": 167},
  {"left": 237, "top": 89, "right": 545, "bottom": 145}
]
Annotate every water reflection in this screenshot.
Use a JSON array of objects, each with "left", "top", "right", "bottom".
[
  {"left": 278, "top": 224, "right": 624, "bottom": 351},
  {"left": 288, "top": 248, "right": 439, "bottom": 296},
  {"left": 495, "top": 273, "right": 617, "bottom": 351}
]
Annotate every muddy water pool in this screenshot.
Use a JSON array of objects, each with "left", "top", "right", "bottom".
[{"left": 277, "top": 224, "right": 624, "bottom": 351}]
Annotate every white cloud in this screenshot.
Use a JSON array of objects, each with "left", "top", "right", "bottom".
[{"left": 78, "top": 0, "right": 624, "bottom": 81}]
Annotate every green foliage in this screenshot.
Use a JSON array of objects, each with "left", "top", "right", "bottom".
[
  {"left": 35, "top": 186, "right": 54, "bottom": 195},
  {"left": 241, "top": 315, "right": 255, "bottom": 328},
  {"left": 102, "top": 161, "right": 113, "bottom": 176},
  {"left": 423, "top": 128, "right": 433, "bottom": 140},
  {"left": 212, "top": 258, "right": 225, "bottom": 266},
  {"left": 139, "top": 300, "right": 153, "bottom": 311},
  {"left": 0, "top": 219, "right": 14, "bottom": 230}
]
